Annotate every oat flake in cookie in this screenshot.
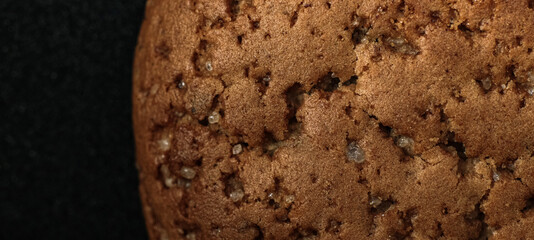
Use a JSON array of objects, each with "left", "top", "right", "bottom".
[{"left": 133, "top": 0, "right": 534, "bottom": 239}]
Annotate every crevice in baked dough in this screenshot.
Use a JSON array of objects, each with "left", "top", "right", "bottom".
[
  {"left": 436, "top": 223, "right": 445, "bottom": 238},
  {"left": 521, "top": 197, "right": 534, "bottom": 214},
  {"left": 284, "top": 83, "right": 305, "bottom": 139},
  {"left": 457, "top": 21, "right": 474, "bottom": 38},
  {"left": 170, "top": 219, "right": 200, "bottom": 240},
  {"left": 351, "top": 15, "right": 369, "bottom": 46},
  {"left": 289, "top": 1, "right": 303, "bottom": 28},
  {"left": 505, "top": 64, "right": 517, "bottom": 83},
  {"left": 265, "top": 177, "right": 295, "bottom": 223},
  {"left": 477, "top": 221, "right": 495, "bottom": 240},
  {"left": 443, "top": 131, "right": 468, "bottom": 161},
  {"left": 369, "top": 193, "right": 396, "bottom": 215},
  {"left": 222, "top": 172, "right": 245, "bottom": 204},
  {"left": 155, "top": 41, "right": 171, "bottom": 60},
  {"left": 451, "top": 86, "right": 467, "bottom": 103},
  {"left": 342, "top": 75, "right": 358, "bottom": 86},
  {"left": 262, "top": 131, "right": 279, "bottom": 156},
  {"left": 476, "top": 189, "right": 493, "bottom": 239},
  {"left": 252, "top": 224, "right": 264, "bottom": 240},
  {"left": 311, "top": 72, "right": 340, "bottom": 93},
  {"left": 226, "top": 0, "right": 243, "bottom": 21},
  {"left": 237, "top": 34, "right": 243, "bottom": 45},
  {"left": 255, "top": 72, "right": 271, "bottom": 95},
  {"left": 192, "top": 39, "right": 212, "bottom": 76},
  {"left": 174, "top": 73, "right": 185, "bottom": 89},
  {"left": 249, "top": 16, "right": 260, "bottom": 31},
  {"left": 519, "top": 98, "right": 527, "bottom": 109},
  {"left": 325, "top": 219, "right": 342, "bottom": 234},
  {"left": 290, "top": 227, "right": 318, "bottom": 240}
]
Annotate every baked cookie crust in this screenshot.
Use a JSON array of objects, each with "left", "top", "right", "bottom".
[{"left": 133, "top": 0, "right": 534, "bottom": 239}]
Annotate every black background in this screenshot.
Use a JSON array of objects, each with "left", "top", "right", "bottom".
[{"left": 1, "top": 0, "right": 148, "bottom": 239}]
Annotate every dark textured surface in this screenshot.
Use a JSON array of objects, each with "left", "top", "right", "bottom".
[{"left": 1, "top": 1, "right": 147, "bottom": 239}]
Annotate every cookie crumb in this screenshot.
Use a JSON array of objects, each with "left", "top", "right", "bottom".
[
  {"left": 178, "top": 81, "right": 186, "bottom": 89},
  {"left": 159, "top": 229, "right": 169, "bottom": 240},
  {"left": 160, "top": 164, "right": 175, "bottom": 188},
  {"left": 346, "top": 141, "right": 365, "bottom": 163},
  {"left": 527, "top": 71, "right": 534, "bottom": 95},
  {"left": 396, "top": 135, "right": 414, "bottom": 154},
  {"left": 369, "top": 196, "right": 382, "bottom": 208},
  {"left": 506, "top": 162, "right": 516, "bottom": 171},
  {"left": 229, "top": 188, "right": 245, "bottom": 202},
  {"left": 157, "top": 138, "right": 171, "bottom": 152},
  {"left": 206, "top": 61, "right": 213, "bottom": 71},
  {"left": 208, "top": 111, "right": 220, "bottom": 124},
  {"left": 180, "top": 166, "right": 197, "bottom": 180},
  {"left": 185, "top": 232, "right": 196, "bottom": 240},
  {"left": 150, "top": 84, "right": 160, "bottom": 95},
  {"left": 481, "top": 77, "right": 492, "bottom": 91},
  {"left": 175, "top": 111, "right": 185, "bottom": 118},
  {"left": 492, "top": 171, "right": 500, "bottom": 182},
  {"left": 351, "top": 15, "right": 363, "bottom": 27},
  {"left": 330, "top": 72, "right": 337, "bottom": 78},
  {"left": 154, "top": 154, "right": 166, "bottom": 165},
  {"left": 263, "top": 75, "right": 271, "bottom": 83},
  {"left": 232, "top": 144, "right": 243, "bottom": 155},
  {"left": 176, "top": 178, "right": 192, "bottom": 188},
  {"left": 284, "top": 194, "right": 295, "bottom": 204},
  {"left": 227, "top": 177, "right": 245, "bottom": 202},
  {"left": 386, "top": 37, "right": 419, "bottom": 55}
]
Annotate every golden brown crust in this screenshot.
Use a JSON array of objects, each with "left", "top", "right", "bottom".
[{"left": 133, "top": 0, "right": 534, "bottom": 239}]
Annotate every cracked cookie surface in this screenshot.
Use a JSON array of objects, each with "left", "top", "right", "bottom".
[{"left": 133, "top": 0, "right": 534, "bottom": 239}]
